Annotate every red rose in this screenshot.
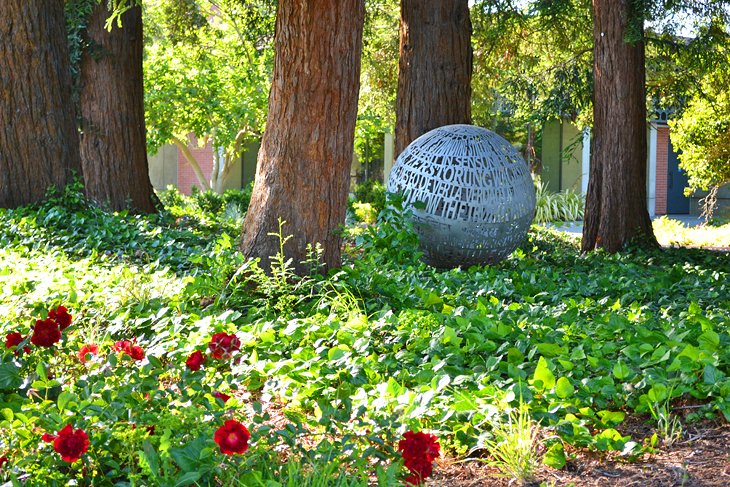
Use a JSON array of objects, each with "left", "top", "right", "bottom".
[
  {"left": 52, "top": 424, "right": 89, "bottom": 463},
  {"left": 212, "top": 391, "right": 231, "bottom": 403},
  {"left": 208, "top": 332, "right": 240, "bottom": 359},
  {"left": 404, "top": 474, "right": 423, "bottom": 486},
  {"left": 0, "top": 455, "right": 8, "bottom": 470},
  {"left": 398, "top": 431, "right": 440, "bottom": 481},
  {"left": 30, "top": 319, "right": 61, "bottom": 347},
  {"left": 128, "top": 344, "right": 145, "bottom": 361},
  {"left": 5, "top": 332, "right": 30, "bottom": 354},
  {"left": 5, "top": 332, "right": 23, "bottom": 349},
  {"left": 113, "top": 340, "right": 145, "bottom": 361},
  {"left": 42, "top": 433, "right": 57, "bottom": 443},
  {"left": 185, "top": 350, "right": 206, "bottom": 371},
  {"left": 48, "top": 306, "right": 72, "bottom": 330},
  {"left": 77, "top": 344, "right": 99, "bottom": 363},
  {"left": 214, "top": 419, "right": 250, "bottom": 455}
]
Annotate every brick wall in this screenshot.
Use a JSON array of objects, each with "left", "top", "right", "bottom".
[
  {"left": 177, "top": 135, "right": 215, "bottom": 195},
  {"left": 655, "top": 126, "right": 669, "bottom": 215}
]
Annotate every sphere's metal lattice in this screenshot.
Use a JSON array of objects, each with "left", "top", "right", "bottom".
[{"left": 387, "top": 124, "right": 536, "bottom": 268}]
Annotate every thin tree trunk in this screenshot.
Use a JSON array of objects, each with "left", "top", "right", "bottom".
[
  {"left": 582, "top": 0, "right": 657, "bottom": 252},
  {"left": 0, "top": 0, "right": 82, "bottom": 208},
  {"left": 79, "top": 4, "right": 155, "bottom": 213},
  {"left": 395, "top": 0, "right": 472, "bottom": 156},
  {"left": 240, "top": 0, "right": 365, "bottom": 274},
  {"left": 211, "top": 145, "right": 223, "bottom": 193},
  {"left": 172, "top": 137, "right": 210, "bottom": 190}
]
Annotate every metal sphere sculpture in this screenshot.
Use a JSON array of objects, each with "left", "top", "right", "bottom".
[{"left": 387, "top": 124, "right": 536, "bottom": 268}]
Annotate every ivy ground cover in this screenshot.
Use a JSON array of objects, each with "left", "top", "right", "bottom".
[{"left": 0, "top": 187, "right": 728, "bottom": 485}]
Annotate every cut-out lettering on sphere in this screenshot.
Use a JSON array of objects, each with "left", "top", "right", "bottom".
[{"left": 387, "top": 124, "right": 536, "bottom": 268}]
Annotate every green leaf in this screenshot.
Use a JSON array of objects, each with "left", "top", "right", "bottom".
[
  {"left": 612, "top": 361, "right": 631, "bottom": 380},
  {"left": 57, "top": 391, "right": 75, "bottom": 412},
  {"left": 174, "top": 471, "right": 202, "bottom": 487},
  {"left": 327, "top": 345, "right": 350, "bottom": 362},
  {"left": 142, "top": 440, "right": 160, "bottom": 476},
  {"left": 536, "top": 342, "right": 564, "bottom": 357},
  {"left": 555, "top": 377, "right": 574, "bottom": 399},
  {"left": 597, "top": 410, "right": 625, "bottom": 427},
  {"left": 532, "top": 356, "right": 556, "bottom": 391},
  {"left": 703, "top": 364, "right": 725, "bottom": 384},
  {"left": 0, "top": 363, "right": 21, "bottom": 391},
  {"left": 1, "top": 408, "right": 13, "bottom": 421},
  {"left": 647, "top": 383, "right": 668, "bottom": 403},
  {"left": 543, "top": 442, "right": 566, "bottom": 469},
  {"left": 423, "top": 292, "right": 442, "bottom": 307},
  {"left": 698, "top": 330, "right": 720, "bottom": 352}
]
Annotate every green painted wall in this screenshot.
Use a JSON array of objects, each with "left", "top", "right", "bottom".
[
  {"left": 561, "top": 122, "right": 583, "bottom": 192},
  {"left": 541, "top": 120, "right": 561, "bottom": 193}
]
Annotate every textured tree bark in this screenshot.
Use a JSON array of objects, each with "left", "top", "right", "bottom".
[
  {"left": 582, "top": 0, "right": 657, "bottom": 252},
  {"left": 0, "top": 0, "right": 82, "bottom": 208},
  {"left": 240, "top": 0, "right": 365, "bottom": 274},
  {"left": 79, "top": 4, "right": 156, "bottom": 213},
  {"left": 395, "top": 0, "right": 472, "bottom": 156}
]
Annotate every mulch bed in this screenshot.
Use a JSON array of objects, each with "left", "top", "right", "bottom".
[{"left": 430, "top": 420, "right": 730, "bottom": 487}]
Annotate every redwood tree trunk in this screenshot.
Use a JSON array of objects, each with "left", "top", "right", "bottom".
[
  {"left": 79, "top": 4, "right": 156, "bottom": 213},
  {"left": 0, "top": 0, "right": 82, "bottom": 208},
  {"left": 395, "top": 0, "right": 472, "bottom": 156},
  {"left": 582, "top": 0, "right": 657, "bottom": 252},
  {"left": 240, "top": 0, "right": 365, "bottom": 274}
]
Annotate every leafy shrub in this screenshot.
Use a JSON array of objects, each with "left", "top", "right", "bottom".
[
  {"left": 351, "top": 180, "right": 387, "bottom": 213},
  {"left": 534, "top": 177, "right": 585, "bottom": 223}
]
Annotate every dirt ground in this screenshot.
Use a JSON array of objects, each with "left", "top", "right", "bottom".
[{"left": 430, "top": 420, "right": 730, "bottom": 487}]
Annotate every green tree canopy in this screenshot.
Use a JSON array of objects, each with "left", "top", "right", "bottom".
[
  {"left": 670, "top": 28, "right": 730, "bottom": 216},
  {"left": 143, "top": 0, "right": 274, "bottom": 191}
]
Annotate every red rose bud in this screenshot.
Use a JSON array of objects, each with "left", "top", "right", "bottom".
[
  {"left": 52, "top": 424, "right": 89, "bottom": 463},
  {"left": 48, "top": 306, "right": 72, "bottom": 330},
  {"left": 30, "top": 319, "right": 61, "bottom": 347},
  {"left": 214, "top": 419, "right": 250, "bottom": 455},
  {"left": 185, "top": 350, "right": 206, "bottom": 371}
]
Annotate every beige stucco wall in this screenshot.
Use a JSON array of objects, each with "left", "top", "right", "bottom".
[{"left": 148, "top": 144, "right": 178, "bottom": 191}]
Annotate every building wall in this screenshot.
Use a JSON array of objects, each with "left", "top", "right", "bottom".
[
  {"left": 177, "top": 137, "right": 214, "bottom": 195},
  {"left": 560, "top": 122, "right": 583, "bottom": 192},
  {"left": 241, "top": 140, "right": 260, "bottom": 189},
  {"left": 541, "top": 120, "right": 561, "bottom": 193},
  {"left": 690, "top": 184, "right": 730, "bottom": 218},
  {"left": 541, "top": 120, "right": 584, "bottom": 193},
  {"left": 174, "top": 136, "right": 246, "bottom": 195},
  {"left": 655, "top": 126, "right": 669, "bottom": 215},
  {"left": 148, "top": 144, "right": 178, "bottom": 191}
]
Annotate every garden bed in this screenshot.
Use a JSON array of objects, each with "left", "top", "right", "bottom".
[{"left": 0, "top": 188, "right": 728, "bottom": 485}]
